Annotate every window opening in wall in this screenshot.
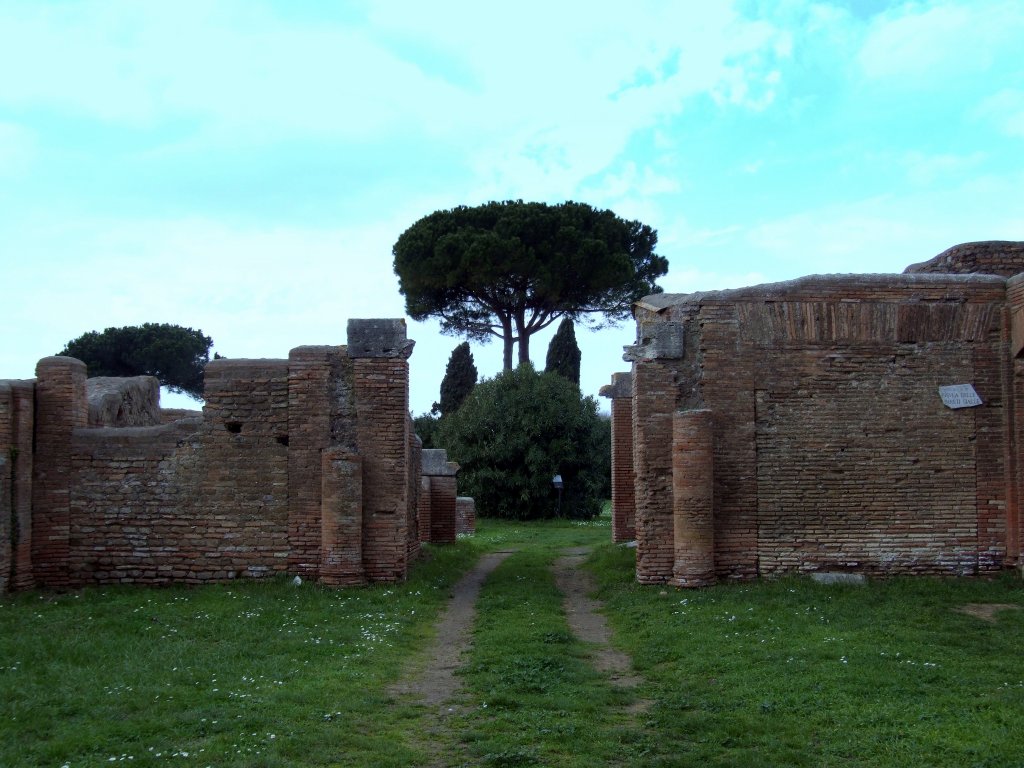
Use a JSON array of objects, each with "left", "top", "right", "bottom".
[
  {"left": 225, "top": 422, "right": 242, "bottom": 434},
  {"left": 276, "top": 435, "right": 289, "bottom": 447}
]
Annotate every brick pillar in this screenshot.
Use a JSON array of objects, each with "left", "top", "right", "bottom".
[
  {"left": 407, "top": 428, "right": 422, "bottom": 561},
  {"left": 288, "top": 346, "right": 356, "bottom": 578},
  {"left": 418, "top": 476, "right": 431, "bottom": 543},
  {"left": 670, "top": 409, "right": 715, "bottom": 587},
  {"left": 32, "top": 357, "right": 88, "bottom": 588},
  {"left": 9, "top": 381, "right": 34, "bottom": 589},
  {"left": 1006, "top": 275, "right": 1024, "bottom": 569},
  {"left": 421, "top": 449, "right": 459, "bottom": 543},
  {"left": 625, "top": 320, "right": 685, "bottom": 584},
  {"left": 0, "top": 379, "right": 31, "bottom": 593},
  {"left": 600, "top": 372, "right": 635, "bottom": 543},
  {"left": 456, "top": 497, "right": 476, "bottom": 535},
  {"left": 320, "top": 450, "right": 364, "bottom": 585},
  {"left": 0, "top": 446, "right": 7, "bottom": 594},
  {"left": 348, "top": 319, "right": 414, "bottom": 582}
]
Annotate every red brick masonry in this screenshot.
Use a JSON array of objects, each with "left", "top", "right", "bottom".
[
  {"left": 609, "top": 242, "right": 1024, "bottom": 585},
  {"left": 0, "top": 319, "right": 469, "bottom": 592}
]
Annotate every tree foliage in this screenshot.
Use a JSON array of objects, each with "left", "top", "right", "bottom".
[
  {"left": 392, "top": 200, "right": 667, "bottom": 370},
  {"left": 544, "top": 317, "right": 581, "bottom": 386},
  {"left": 59, "top": 323, "right": 213, "bottom": 400},
  {"left": 437, "top": 365, "right": 607, "bottom": 520},
  {"left": 413, "top": 412, "right": 441, "bottom": 450},
  {"left": 437, "top": 341, "right": 478, "bottom": 416}
]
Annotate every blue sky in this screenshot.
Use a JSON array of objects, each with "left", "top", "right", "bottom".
[{"left": 1, "top": 0, "right": 1022, "bottom": 415}]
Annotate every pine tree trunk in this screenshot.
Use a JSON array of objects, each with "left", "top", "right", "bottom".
[{"left": 501, "top": 316, "right": 514, "bottom": 371}]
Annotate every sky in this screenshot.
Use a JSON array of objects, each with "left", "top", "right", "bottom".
[{"left": 1, "top": 0, "right": 1022, "bottom": 416}]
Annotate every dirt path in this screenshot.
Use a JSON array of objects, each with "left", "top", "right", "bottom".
[
  {"left": 390, "top": 550, "right": 514, "bottom": 709},
  {"left": 551, "top": 546, "right": 644, "bottom": 690},
  {"left": 391, "top": 544, "right": 647, "bottom": 765}
]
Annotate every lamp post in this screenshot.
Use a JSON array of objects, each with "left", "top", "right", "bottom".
[{"left": 552, "top": 474, "right": 563, "bottom": 516}]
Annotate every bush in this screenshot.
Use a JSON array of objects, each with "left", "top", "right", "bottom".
[{"left": 437, "top": 365, "right": 607, "bottom": 520}]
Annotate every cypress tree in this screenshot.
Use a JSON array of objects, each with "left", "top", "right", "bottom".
[
  {"left": 545, "top": 318, "right": 581, "bottom": 386},
  {"left": 438, "top": 342, "right": 478, "bottom": 416}
]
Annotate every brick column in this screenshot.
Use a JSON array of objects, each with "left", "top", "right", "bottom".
[
  {"left": 418, "top": 476, "right": 432, "bottom": 543},
  {"left": 32, "top": 357, "right": 88, "bottom": 588},
  {"left": 0, "top": 447, "right": 7, "bottom": 594},
  {"left": 670, "top": 409, "right": 715, "bottom": 587},
  {"left": 9, "top": 381, "right": 37, "bottom": 590},
  {"left": 421, "top": 449, "right": 459, "bottom": 543},
  {"left": 600, "top": 372, "right": 635, "bottom": 543},
  {"left": 407, "top": 429, "right": 423, "bottom": 561},
  {"left": 625, "top": 321, "right": 685, "bottom": 584},
  {"left": 348, "top": 319, "right": 415, "bottom": 582},
  {"left": 456, "top": 497, "right": 476, "bottom": 535},
  {"left": 288, "top": 346, "right": 355, "bottom": 577},
  {"left": 320, "top": 450, "right": 364, "bottom": 585},
  {"left": 1006, "top": 274, "right": 1024, "bottom": 569}
]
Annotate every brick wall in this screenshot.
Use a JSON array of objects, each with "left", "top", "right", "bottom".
[
  {"left": 67, "top": 359, "right": 292, "bottom": 585},
  {"left": 0, "top": 318, "right": 431, "bottom": 595},
  {"left": 628, "top": 272, "right": 1021, "bottom": 583}
]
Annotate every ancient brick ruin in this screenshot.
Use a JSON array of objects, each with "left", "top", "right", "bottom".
[
  {"left": 0, "top": 319, "right": 469, "bottom": 594},
  {"left": 605, "top": 242, "right": 1024, "bottom": 585}
]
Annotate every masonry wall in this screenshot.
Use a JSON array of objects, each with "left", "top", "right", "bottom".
[
  {"left": 629, "top": 273, "right": 1020, "bottom": 582},
  {"left": 67, "top": 360, "right": 292, "bottom": 585},
  {"left": 0, "top": 318, "right": 429, "bottom": 594}
]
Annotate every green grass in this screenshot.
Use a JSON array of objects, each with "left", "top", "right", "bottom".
[
  {"left": 446, "top": 522, "right": 647, "bottom": 767},
  {"left": 0, "top": 540, "right": 486, "bottom": 767},
  {"left": 2, "top": 512, "right": 1023, "bottom": 767},
  {"left": 591, "top": 544, "right": 1024, "bottom": 767}
]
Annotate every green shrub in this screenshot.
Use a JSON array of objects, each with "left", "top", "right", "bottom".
[{"left": 437, "top": 365, "right": 606, "bottom": 520}]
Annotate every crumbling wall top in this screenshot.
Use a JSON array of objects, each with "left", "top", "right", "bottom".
[
  {"left": 636, "top": 272, "right": 1007, "bottom": 316},
  {"left": 904, "top": 240, "right": 1024, "bottom": 277}
]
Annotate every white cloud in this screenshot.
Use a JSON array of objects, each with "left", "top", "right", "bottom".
[
  {"left": 0, "top": 1, "right": 468, "bottom": 140},
  {"left": 858, "top": 1, "right": 1024, "bottom": 82},
  {"left": 975, "top": 88, "right": 1024, "bottom": 138}
]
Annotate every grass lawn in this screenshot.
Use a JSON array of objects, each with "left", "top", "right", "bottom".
[{"left": 2, "top": 515, "right": 1022, "bottom": 767}]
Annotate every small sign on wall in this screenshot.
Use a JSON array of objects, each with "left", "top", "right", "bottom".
[{"left": 938, "top": 384, "right": 983, "bottom": 409}]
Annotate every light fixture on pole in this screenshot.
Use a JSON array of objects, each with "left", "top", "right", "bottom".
[{"left": 552, "top": 474, "right": 563, "bottom": 515}]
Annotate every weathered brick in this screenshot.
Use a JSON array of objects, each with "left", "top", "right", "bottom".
[{"left": 622, "top": 252, "right": 1024, "bottom": 582}]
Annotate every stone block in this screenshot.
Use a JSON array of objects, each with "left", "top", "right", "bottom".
[
  {"left": 87, "top": 376, "right": 161, "bottom": 427},
  {"left": 623, "top": 321, "right": 685, "bottom": 362},
  {"left": 347, "top": 319, "right": 415, "bottom": 359},
  {"left": 422, "top": 448, "right": 458, "bottom": 476}
]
